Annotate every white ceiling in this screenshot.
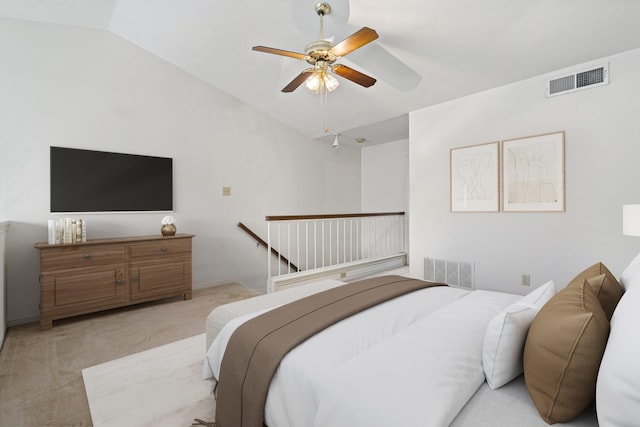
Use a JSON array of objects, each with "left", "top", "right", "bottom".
[{"left": 2, "top": 0, "right": 640, "bottom": 147}]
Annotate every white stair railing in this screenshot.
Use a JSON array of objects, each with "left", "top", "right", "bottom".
[{"left": 266, "top": 212, "right": 406, "bottom": 292}]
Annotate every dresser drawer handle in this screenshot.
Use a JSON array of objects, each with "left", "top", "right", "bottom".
[
  {"left": 132, "top": 276, "right": 139, "bottom": 282},
  {"left": 84, "top": 254, "right": 92, "bottom": 260},
  {"left": 116, "top": 279, "right": 124, "bottom": 285},
  {"left": 161, "top": 247, "right": 168, "bottom": 252}
]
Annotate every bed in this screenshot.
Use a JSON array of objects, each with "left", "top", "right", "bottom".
[{"left": 202, "top": 255, "right": 640, "bottom": 427}]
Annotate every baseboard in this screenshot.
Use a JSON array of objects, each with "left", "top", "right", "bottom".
[
  {"left": 191, "top": 280, "right": 238, "bottom": 291},
  {"left": 7, "top": 315, "right": 40, "bottom": 328}
]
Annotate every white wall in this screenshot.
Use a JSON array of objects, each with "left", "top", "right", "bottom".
[
  {"left": 0, "top": 19, "right": 361, "bottom": 324},
  {"left": 410, "top": 49, "right": 640, "bottom": 295},
  {"left": 361, "top": 139, "right": 410, "bottom": 262},
  {"left": 361, "top": 139, "right": 409, "bottom": 213}
]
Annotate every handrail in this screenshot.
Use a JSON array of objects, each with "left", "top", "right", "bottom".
[
  {"left": 266, "top": 212, "right": 405, "bottom": 221},
  {"left": 237, "top": 222, "right": 299, "bottom": 272}
]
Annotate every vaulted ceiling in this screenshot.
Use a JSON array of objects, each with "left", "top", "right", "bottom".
[{"left": 2, "top": 0, "right": 640, "bottom": 146}]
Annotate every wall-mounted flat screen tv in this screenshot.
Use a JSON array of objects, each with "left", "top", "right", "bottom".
[{"left": 50, "top": 146, "right": 173, "bottom": 213}]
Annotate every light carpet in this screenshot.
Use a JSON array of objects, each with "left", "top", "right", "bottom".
[{"left": 82, "top": 333, "right": 215, "bottom": 427}]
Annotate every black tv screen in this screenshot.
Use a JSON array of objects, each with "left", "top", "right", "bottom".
[{"left": 50, "top": 147, "right": 173, "bottom": 213}]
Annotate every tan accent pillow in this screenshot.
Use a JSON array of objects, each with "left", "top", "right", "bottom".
[
  {"left": 567, "top": 262, "right": 624, "bottom": 320},
  {"left": 523, "top": 280, "right": 609, "bottom": 424},
  {"left": 585, "top": 273, "right": 624, "bottom": 320}
]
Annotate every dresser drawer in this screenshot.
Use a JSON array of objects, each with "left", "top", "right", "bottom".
[
  {"left": 129, "top": 239, "right": 191, "bottom": 259},
  {"left": 41, "top": 246, "right": 125, "bottom": 270}
]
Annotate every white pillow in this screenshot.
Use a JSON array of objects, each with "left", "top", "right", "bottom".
[
  {"left": 596, "top": 274, "right": 640, "bottom": 425},
  {"left": 482, "top": 280, "right": 556, "bottom": 389}
]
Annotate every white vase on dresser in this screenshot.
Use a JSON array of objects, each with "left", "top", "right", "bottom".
[{"left": 0, "top": 221, "right": 8, "bottom": 351}]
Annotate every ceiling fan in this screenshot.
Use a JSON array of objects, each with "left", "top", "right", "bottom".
[{"left": 252, "top": 2, "right": 379, "bottom": 93}]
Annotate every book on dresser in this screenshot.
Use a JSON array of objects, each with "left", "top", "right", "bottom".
[{"left": 47, "top": 218, "right": 87, "bottom": 244}]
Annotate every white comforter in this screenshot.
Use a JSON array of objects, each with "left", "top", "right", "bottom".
[{"left": 204, "top": 286, "right": 519, "bottom": 427}]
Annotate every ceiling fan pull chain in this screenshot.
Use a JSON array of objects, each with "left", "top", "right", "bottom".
[
  {"left": 322, "top": 83, "right": 329, "bottom": 133},
  {"left": 320, "top": 81, "right": 325, "bottom": 132}
]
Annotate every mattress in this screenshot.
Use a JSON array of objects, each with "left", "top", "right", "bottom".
[{"left": 451, "top": 375, "right": 597, "bottom": 426}]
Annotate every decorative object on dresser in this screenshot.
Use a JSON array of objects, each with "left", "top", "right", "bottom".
[
  {"left": 161, "top": 215, "right": 177, "bottom": 236},
  {"left": 35, "top": 233, "right": 194, "bottom": 330}
]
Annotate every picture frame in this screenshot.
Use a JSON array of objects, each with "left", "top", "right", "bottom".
[
  {"left": 450, "top": 141, "right": 500, "bottom": 212},
  {"left": 502, "top": 131, "right": 565, "bottom": 212}
]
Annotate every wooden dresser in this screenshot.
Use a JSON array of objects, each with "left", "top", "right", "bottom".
[{"left": 35, "top": 233, "right": 195, "bottom": 330}]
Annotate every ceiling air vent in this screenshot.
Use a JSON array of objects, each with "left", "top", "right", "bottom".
[{"left": 546, "top": 63, "right": 609, "bottom": 97}]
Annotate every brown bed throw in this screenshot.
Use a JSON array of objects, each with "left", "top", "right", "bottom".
[{"left": 214, "top": 275, "right": 445, "bottom": 427}]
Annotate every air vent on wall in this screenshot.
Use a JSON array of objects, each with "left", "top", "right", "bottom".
[
  {"left": 424, "top": 257, "right": 474, "bottom": 289},
  {"left": 546, "top": 63, "right": 609, "bottom": 97}
]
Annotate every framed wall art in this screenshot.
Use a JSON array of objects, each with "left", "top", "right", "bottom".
[
  {"left": 450, "top": 141, "right": 500, "bottom": 212},
  {"left": 502, "top": 131, "right": 565, "bottom": 212}
]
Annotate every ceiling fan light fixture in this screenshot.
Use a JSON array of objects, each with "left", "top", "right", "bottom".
[
  {"left": 305, "top": 73, "right": 321, "bottom": 92},
  {"left": 324, "top": 73, "right": 339, "bottom": 92},
  {"left": 305, "top": 70, "right": 339, "bottom": 93}
]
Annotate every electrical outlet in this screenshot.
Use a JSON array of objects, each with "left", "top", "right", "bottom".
[
  {"left": 340, "top": 271, "right": 347, "bottom": 279},
  {"left": 222, "top": 186, "right": 231, "bottom": 196},
  {"left": 521, "top": 274, "right": 531, "bottom": 286}
]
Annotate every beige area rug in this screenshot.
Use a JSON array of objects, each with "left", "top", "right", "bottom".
[{"left": 82, "top": 334, "right": 215, "bottom": 427}]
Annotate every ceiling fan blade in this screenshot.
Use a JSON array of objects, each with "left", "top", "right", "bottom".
[
  {"left": 332, "top": 64, "right": 376, "bottom": 88},
  {"left": 282, "top": 70, "right": 315, "bottom": 93},
  {"left": 329, "top": 27, "right": 379, "bottom": 57},
  {"left": 252, "top": 46, "right": 306, "bottom": 60}
]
